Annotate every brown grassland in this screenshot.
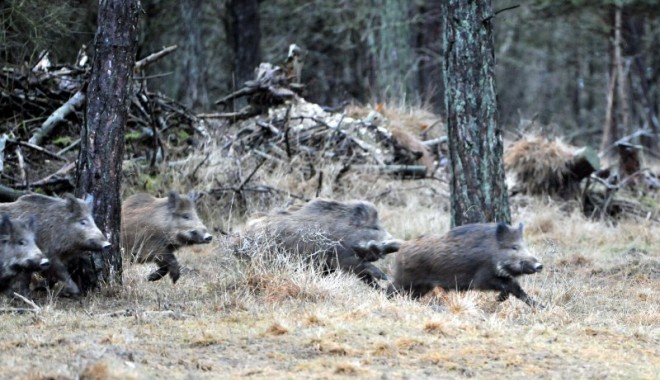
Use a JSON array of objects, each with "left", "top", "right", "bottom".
[{"left": 1, "top": 121, "right": 659, "bottom": 379}]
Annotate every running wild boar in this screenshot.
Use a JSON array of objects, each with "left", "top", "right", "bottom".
[
  {"left": 391, "top": 223, "right": 544, "bottom": 308},
  {"left": 237, "top": 198, "right": 402, "bottom": 288},
  {"left": 0, "top": 193, "right": 110, "bottom": 296},
  {"left": 0, "top": 214, "right": 49, "bottom": 292},
  {"left": 122, "top": 191, "right": 212, "bottom": 283}
]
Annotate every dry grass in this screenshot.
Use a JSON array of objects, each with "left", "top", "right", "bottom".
[
  {"left": 1, "top": 115, "right": 659, "bottom": 379},
  {"left": 504, "top": 135, "right": 576, "bottom": 197}
]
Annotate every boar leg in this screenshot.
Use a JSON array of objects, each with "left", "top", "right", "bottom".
[
  {"left": 497, "top": 279, "right": 545, "bottom": 309},
  {"left": 355, "top": 262, "right": 388, "bottom": 289},
  {"left": 379, "top": 239, "right": 403, "bottom": 255},
  {"left": 148, "top": 253, "right": 181, "bottom": 283},
  {"left": 10, "top": 271, "right": 33, "bottom": 297},
  {"left": 352, "top": 241, "right": 381, "bottom": 262},
  {"left": 45, "top": 258, "right": 80, "bottom": 297}
]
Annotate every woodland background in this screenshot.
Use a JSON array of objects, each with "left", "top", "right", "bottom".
[
  {"left": 2, "top": 0, "right": 659, "bottom": 154},
  {"left": 0, "top": 1, "right": 659, "bottom": 378}
]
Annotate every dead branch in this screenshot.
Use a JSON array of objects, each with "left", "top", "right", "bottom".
[
  {"left": 28, "top": 90, "right": 85, "bottom": 146},
  {"left": 0, "top": 184, "right": 27, "bottom": 201},
  {"left": 134, "top": 45, "right": 178, "bottom": 71},
  {"left": 10, "top": 139, "right": 68, "bottom": 161}
]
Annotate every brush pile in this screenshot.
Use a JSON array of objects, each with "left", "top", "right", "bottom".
[
  {"left": 504, "top": 135, "right": 598, "bottom": 199},
  {"left": 0, "top": 45, "right": 210, "bottom": 199},
  {"left": 504, "top": 134, "right": 659, "bottom": 222}
]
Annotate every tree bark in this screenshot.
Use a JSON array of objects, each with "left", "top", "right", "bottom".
[
  {"left": 73, "top": 0, "right": 140, "bottom": 292},
  {"left": 179, "top": 0, "right": 209, "bottom": 110},
  {"left": 442, "top": 0, "right": 510, "bottom": 227},
  {"left": 414, "top": 1, "right": 444, "bottom": 113},
  {"left": 227, "top": 0, "right": 261, "bottom": 89},
  {"left": 601, "top": 6, "right": 623, "bottom": 161}
]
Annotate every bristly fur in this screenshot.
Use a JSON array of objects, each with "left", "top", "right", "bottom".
[
  {"left": 391, "top": 223, "right": 544, "bottom": 308},
  {"left": 236, "top": 198, "right": 401, "bottom": 289}
]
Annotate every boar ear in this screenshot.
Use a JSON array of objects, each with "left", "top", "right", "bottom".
[
  {"left": 64, "top": 193, "right": 80, "bottom": 214},
  {"left": 517, "top": 223, "right": 524, "bottom": 235},
  {"left": 187, "top": 191, "right": 202, "bottom": 203},
  {"left": 0, "top": 214, "right": 13, "bottom": 238},
  {"left": 23, "top": 215, "right": 37, "bottom": 232},
  {"left": 167, "top": 191, "right": 181, "bottom": 210},
  {"left": 83, "top": 193, "right": 95, "bottom": 212},
  {"left": 495, "top": 223, "right": 510, "bottom": 241},
  {"left": 351, "top": 203, "right": 371, "bottom": 225}
]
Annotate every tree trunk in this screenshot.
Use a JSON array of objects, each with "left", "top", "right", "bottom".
[
  {"left": 73, "top": 0, "right": 140, "bottom": 293},
  {"left": 414, "top": 1, "right": 444, "bottom": 113},
  {"left": 179, "top": 0, "right": 209, "bottom": 111},
  {"left": 601, "top": 6, "right": 623, "bottom": 161},
  {"left": 227, "top": 0, "right": 261, "bottom": 89},
  {"left": 442, "top": 0, "right": 510, "bottom": 227}
]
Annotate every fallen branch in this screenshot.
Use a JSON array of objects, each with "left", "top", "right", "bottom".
[
  {"left": 134, "top": 45, "right": 178, "bottom": 71},
  {"left": 12, "top": 292, "right": 42, "bottom": 312},
  {"left": 28, "top": 89, "right": 85, "bottom": 146},
  {"left": 0, "top": 184, "right": 27, "bottom": 201},
  {"left": 28, "top": 161, "right": 76, "bottom": 187},
  {"left": 10, "top": 139, "right": 68, "bottom": 161}
]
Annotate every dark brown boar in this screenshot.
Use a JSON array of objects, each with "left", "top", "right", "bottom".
[
  {"left": 0, "top": 193, "right": 110, "bottom": 296},
  {"left": 391, "top": 223, "right": 544, "bottom": 308},
  {"left": 237, "top": 198, "right": 402, "bottom": 288},
  {"left": 0, "top": 214, "right": 49, "bottom": 292},
  {"left": 122, "top": 191, "right": 212, "bottom": 283}
]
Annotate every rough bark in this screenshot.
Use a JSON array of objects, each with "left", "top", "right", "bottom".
[
  {"left": 601, "top": 6, "right": 623, "bottom": 161},
  {"left": 414, "top": 1, "right": 444, "bottom": 112},
  {"left": 179, "top": 0, "right": 209, "bottom": 110},
  {"left": 227, "top": 0, "right": 261, "bottom": 89},
  {"left": 73, "top": 0, "right": 140, "bottom": 292},
  {"left": 442, "top": 0, "right": 510, "bottom": 227}
]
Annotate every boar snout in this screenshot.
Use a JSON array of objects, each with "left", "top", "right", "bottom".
[
  {"left": 520, "top": 260, "right": 543, "bottom": 275},
  {"left": 23, "top": 256, "right": 49, "bottom": 271},
  {"left": 190, "top": 230, "right": 212, "bottom": 244},
  {"left": 39, "top": 257, "right": 50, "bottom": 269}
]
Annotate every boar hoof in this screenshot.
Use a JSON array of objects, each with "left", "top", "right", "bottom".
[
  {"left": 148, "top": 271, "right": 166, "bottom": 282},
  {"left": 169, "top": 270, "right": 180, "bottom": 284}
]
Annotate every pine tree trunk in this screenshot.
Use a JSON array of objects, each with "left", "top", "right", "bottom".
[
  {"left": 442, "top": 0, "right": 510, "bottom": 227},
  {"left": 73, "top": 0, "right": 140, "bottom": 292},
  {"left": 180, "top": 0, "right": 209, "bottom": 110},
  {"left": 601, "top": 6, "right": 622, "bottom": 161},
  {"left": 227, "top": 0, "right": 261, "bottom": 88}
]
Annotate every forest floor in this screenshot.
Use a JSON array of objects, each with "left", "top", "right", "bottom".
[{"left": 1, "top": 189, "right": 658, "bottom": 379}]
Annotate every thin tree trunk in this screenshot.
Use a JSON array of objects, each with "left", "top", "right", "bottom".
[
  {"left": 601, "top": 6, "right": 624, "bottom": 160},
  {"left": 414, "top": 1, "right": 444, "bottom": 112},
  {"left": 180, "top": 0, "right": 209, "bottom": 110},
  {"left": 74, "top": 0, "right": 140, "bottom": 292},
  {"left": 442, "top": 0, "right": 510, "bottom": 227},
  {"left": 227, "top": 0, "right": 261, "bottom": 89},
  {"left": 614, "top": 6, "right": 630, "bottom": 138}
]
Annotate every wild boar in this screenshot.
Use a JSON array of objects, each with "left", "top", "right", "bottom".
[
  {"left": 0, "top": 214, "right": 49, "bottom": 292},
  {"left": 122, "top": 191, "right": 213, "bottom": 283},
  {"left": 391, "top": 223, "right": 544, "bottom": 308},
  {"left": 0, "top": 193, "right": 110, "bottom": 296},
  {"left": 237, "top": 198, "right": 402, "bottom": 288}
]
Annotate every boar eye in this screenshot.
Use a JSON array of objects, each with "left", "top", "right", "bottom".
[
  {"left": 19, "top": 239, "right": 26, "bottom": 246},
  {"left": 80, "top": 219, "right": 88, "bottom": 226},
  {"left": 511, "top": 245, "right": 519, "bottom": 251},
  {"left": 182, "top": 214, "right": 192, "bottom": 220}
]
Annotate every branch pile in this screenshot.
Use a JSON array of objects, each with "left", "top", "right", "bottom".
[
  {"left": 0, "top": 45, "right": 210, "bottom": 199},
  {"left": 215, "top": 98, "right": 441, "bottom": 181},
  {"left": 504, "top": 134, "right": 658, "bottom": 222}
]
